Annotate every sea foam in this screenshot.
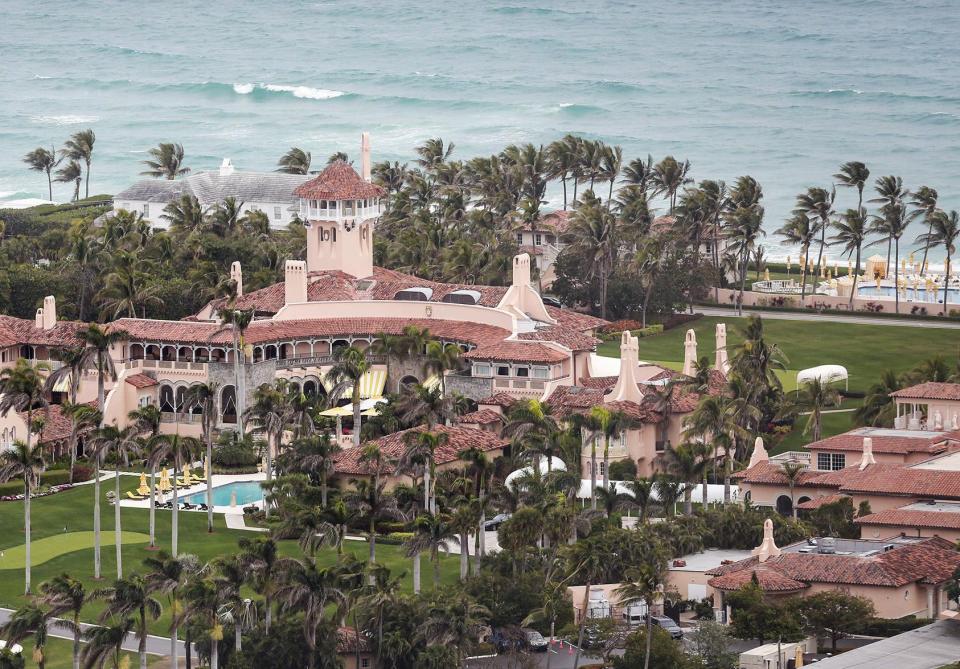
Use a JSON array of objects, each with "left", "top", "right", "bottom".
[
  {"left": 261, "top": 84, "right": 344, "bottom": 100},
  {"left": 29, "top": 114, "right": 100, "bottom": 125}
]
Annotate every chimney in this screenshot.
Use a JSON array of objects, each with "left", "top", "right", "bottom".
[
  {"left": 361, "top": 132, "right": 371, "bottom": 182},
  {"left": 34, "top": 307, "right": 43, "bottom": 329},
  {"left": 512, "top": 253, "right": 531, "bottom": 288},
  {"left": 682, "top": 329, "right": 698, "bottom": 376},
  {"left": 752, "top": 518, "right": 782, "bottom": 563},
  {"left": 609, "top": 331, "right": 644, "bottom": 403},
  {"left": 42, "top": 296, "right": 56, "bottom": 330},
  {"left": 284, "top": 260, "right": 308, "bottom": 305},
  {"left": 748, "top": 436, "right": 769, "bottom": 468},
  {"left": 230, "top": 261, "right": 243, "bottom": 297},
  {"left": 859, "top": 437, "right": 876, "bottom": 470},
  {"left": 715, "top": 323, "right": 729, "bottom": 374},
  {"left": 219, "top": 158, "right": 235, "bottom": 177}
]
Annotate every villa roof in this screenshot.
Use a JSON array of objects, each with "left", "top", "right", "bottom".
[
  {"left": 462, "top": 341, "right": 569, "bottom": 364},
  {"left": 293, "top": 161, "right": 385, "bottom": 201},
  {"left": 890, "top": 382, "right": 960, "bottom": 402},
  {"left": 855, "top": 508, "right": 960, "bottom": 531},
  {"left": 17, "top": 403, "right": 78, "bottom": 445},
  {"left": 522, "top": 210, "right": 572, "bottom": 234},
  {"left": 477, "top": 393, "right": 517, "bottom": 408},
  {"left": 732, "top": 461, "right": 828, "bottom": 487},
  {"left": 707, "top": 537, "right": 960, "bottom": 590},
  {"left": 546, "top": 385, "right": 607, "bottom": 416},
  {"left": 796, "top": 494, "right": 848, "bottom": 510},
  {"left": 837, "top": 468, "right": 960, "bottom": 500},
  {"left": 517, "top": 325, "right": 599, "bottom": 351},
  {"left": 125, "top": 373, "right": 159, "bottom": 389},
  {"left": 114, "top": 170, "right": 310, "bottom": 205},
  {"left": 336, "top": 627, "right": 371, "bottom": 655},
  {"left": 457, "top": 409, "right": 504, "bottom": 425},
  {"left": 546, "top": 307, "right": 605, "bottom": 332},
  {"left": 708, "top": 566, "right": 809, "bottom": 593},
  {"left": 333, "top": 424, "right": 507, "bottom": 476},
  {"left": 807, "top": 429, "right": 958, "bottom": 455},
  {"left": 0, "top": 316, "right": 85, "bottom": 347}
]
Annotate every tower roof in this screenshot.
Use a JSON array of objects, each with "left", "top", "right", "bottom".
[{"left": 293, "top": 160, "right": 385, "bottom": 200}]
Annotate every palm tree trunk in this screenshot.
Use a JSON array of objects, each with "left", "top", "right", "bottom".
[
  {"left": 321, "top": 470, "right": 328, "bottom": 509},
  {"left": 433, "top": 552, "right": 441, "bottom": 588},
  {"left": 684, "top": 489, "right": 693, "bottom": 516},
  {"left": 459, "top": 531, "right": 468, "bottom": 581},
  {"left": 412, "top": 553, "right": 421, "bottom": 594},
  {"left": 602, "top": 437, "right": 610, "bottom": 492},
  {"left": 148, "top": 465, "right": 156, "bottom": 548},
  {"left": 944, "top": 247, "right": 952, "bottom": 310},
  {"left": 352, "top": 392, "right": 362, "bottom": 448},
  {"left": 562, "top": 178, "right": 568, "bottom": 210},
  {"left": 206, "top": 419, "right": 213, "bottom": 533},
  {"left": 139, "top": 613, "right": 147, "bottom": 669},
  {"left": 84, "top": 160, "right": 90, "bottom": 199},
  {"left": 894, "top": 237, "right": 900, "bottom": 315},
  {"left": 264, "top": 433, "right": 274, "bottom": 519},
  {"left": 210, "top": 636, "right": 218, "bottom": 669},
  {"left": 47, "top": 172, "right": 53, "bottom": 201},
  {"left": 234, "top": 620, "right": 242, "bottom": 652},
  {"left": 172, "top": 464, "right": 179, "bottom": 557},
  {"left": 921, "top": 218, "right": 934, "bottom": 275},
  {"left": 723, "top": 453, "right": 732, "bottom": 505},
  {"left": 573, "top": 580, "right": 591, "bottom": 669},
  {"left": 24, "top": 479, "right": 31, "bottom": 594},
  {"left": 73, "top": 616, "right": 80, "bottom": 669},
  {"left": 94, "top": 454, "right": 102, "bottom": 579},
  {"left": 170, "top": 622, "right": 179, "bottom": 669},
  {"left": 115, "top": 461, "right": 123, "bottom": 578},
  {"left": 369, "top": 516, "right": 377, "bottom": 564},
  {"left": 590, "top": 439, "right": 597, "bottom": 511},
  {"left": 850, "top": 246, "right": 861, "bottom": 309},
  {"left": 644, "top": 613, "right": 654, "bottom": 669},
  {"left": 265, "top": 596, "right": 272, "bottom": 633}
]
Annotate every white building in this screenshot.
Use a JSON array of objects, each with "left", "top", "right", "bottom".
[{"left": 111, "top": 159, "right": 310, "bottom": 230}]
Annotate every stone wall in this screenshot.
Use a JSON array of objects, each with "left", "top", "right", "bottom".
[
  {"left": 714, "top": 288, "right": 955, "bottom": 316},
  {"left": 446, "top": 374, "right": 493, "bottom": 401}
]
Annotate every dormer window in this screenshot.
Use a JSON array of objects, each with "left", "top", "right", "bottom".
[
  {"left": 442, "top": 289, "right": 481, "bottom": 305},
  {"left": 394, "top": 287, "right": 433, "bottom": 301}
]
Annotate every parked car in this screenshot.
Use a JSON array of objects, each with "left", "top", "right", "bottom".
[
  {"left": 490, "top": 627, "right": 525, "bottom": 654},
  {"left": 541, "top": 295, "right": 562, "bottom": 308},
  {"left": 647, "top": 615, "right": 683, "bottom": 639},
  {"left": 483, "top": 513, "right": 511, "bottom": 531},
  {"left": 522, "top": 628, "right": 549, "bottom": 652}
]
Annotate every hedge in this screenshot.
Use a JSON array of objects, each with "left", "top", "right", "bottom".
[{"left": 0, "top": 468, "right": 88, "bottom": 496}]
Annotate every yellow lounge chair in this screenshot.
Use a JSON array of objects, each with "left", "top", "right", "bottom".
[{"left": 126, "top": 491, "right": 145, "bottom": 501}]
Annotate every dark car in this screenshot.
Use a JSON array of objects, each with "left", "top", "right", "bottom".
[
  {"left": 490, "top": 627, "right": 525, "bottom": 654},
  {"left": 483, "top": 513, "right": 511, "bottom": 531},
  {"left": 522, "top": 628, "right": 549, "bottom": 652},
  {"left": 648, "top": 615, "right": 683, "bottom": 639},
  {"left": 541, "top": 295, "right": 562, "bottom": 308}
]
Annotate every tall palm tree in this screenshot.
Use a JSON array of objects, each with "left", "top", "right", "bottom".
[
  {"left": 89, "top": 426, "right": 140, "bottom": 578},
  {"left": 650, "top": 155, "right": 692, "bottom": 213},
  {"left": 243, "top": 383, "right": 287, "bottom": 516},
  {"left": 793, "top": 186, "right": 835, "bottom": 293},
  {"left": 869, "top": 175, "right": 909, "bottom": 271},
  {"left": 176, "top": 576, "right": 229, "bottom": 669},
  {"left": 184, "top": 383, "right": 218, "bottom": 532},
  {"left": 916, "top": 210, "right": 960, "bottom": 309},
  {"left": 779, "top": 462, "right": 807, "bottom": 519},
  {"left": 370, "top": 332, "right": 408, "bottom": 393},
  {"left": 566, "top": 535, "right": 610, "bottom": 669},
  {"left": 0, "top": 441, "right": 44, "bottom": 594},
  {"left": 237, "top": 536, "right": 281, "bottom": 632},
  {"left": 423, "top": 340, "right": 462, "bottom": 400},
  {"left": 400, "top": 429, "right": 448, "bottom": 514},
  {"left": 94, "top": 574, "right": 162, "bottom": 669},
  {"left": 147, "top": 434, "right": 200, "bottom": 557},
  {"left": 128, "top": 405, "right": 161, "bottom": 548},
  {"left": 909, "top": 186, "right": 939, "bottom": 273},
  {"left": 293, "top": 433, "right": 341, "bottom": 508},
  {"left": 798, "top": 378, "right": 841, "bottom": 443},
  {"left": 0, "top": 603, "right": 49, "bottom": 669},
  {"left": 725, "top": 203, "right": 765, "bottom": 315},
  {"left": 503, "top": 399, "right": 560, "bottom": 472},
  {"left": 55, "top": 159, "right": 83, "bottom": 201},
  {"left": 61, "top": 129, "right": 96, "bottom": 198},
  {"left": 776, "top": 212, "right": 816, "bottom": 303},
  {"left": 140, "top": 143, "right": 190, "bottom": 180},
  {"left": 568, "top": 411, "right": 601, "bottom": 510},
  {"left": 854, "top": 370, "right": 902, "bottom": 428},
  {"left": 143, "top": 552, "right": 190, "bottom": 669},
  {"left": 325, "top": 346, "right": 370, "bottom": 448},
  {"left": 683, "top": 395, "right": 738, "bottom": 504},
  {"left": 45, "top": 346, "right": 87, "bottom": 482},
  {"left": 664, "top": 443, "right": 707, "bottom": 516},
  {"left": 276, "top": 147, "right": 312, "bottom": 174},
  {"left": 39, "top": 574, "right": 87, "bottom": 669},
  {"left": 615, "top": 556, "right": 671, "bottom": 669},
  {"left": 567, "top": 193, "right": 617, "bottom": 318},
  {"left": 403, "top": 512, "right": 457, "bottom": 588},
  {"left": 870, "top": 199, "right": 910, "bottom": 314},
  {"left": 216, "top": 308, "right": 254, "bottom": 433},
  {"left": 23, "top": 146, "right": 60, "bottom": 200},
  {"left": 625, "top": 477, "right": 655, "bottom": 523},
  {"left": 834, "top": 161, "right": 870, "bottom": 213},
  {"left": 80, "top": 620, "right": 133, "bottom": 669},
  {"left": 831, "top": 207, "right": 869, "bottom": 308},
  {"left": 274, "top": 557, "right": 347, "bottom": 669}
]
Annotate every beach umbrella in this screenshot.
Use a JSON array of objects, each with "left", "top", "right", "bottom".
[
  {"left": 795, "top": 644, "right": 804, "bottom": 667},
  {"left": 182, "top": 463, "right": 192, "bottom": 483},
  {"left": 764, "top": 268, "right": 770, "bottom": 282},
  {"left": 158, "top": 468, "right": 171, "bottom": 492},
  {"left": 137, "top": 473, "right": 150, "bottom": 496}
]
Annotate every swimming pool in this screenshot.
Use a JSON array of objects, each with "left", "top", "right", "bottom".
[
  {"left": 185, "top": 481, "right": 264, "bottom": 506},
  {"left": 857, "top": 285, "right": 960, "bottom": 303}
]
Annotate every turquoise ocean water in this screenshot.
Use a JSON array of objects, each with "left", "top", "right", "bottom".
[{"left": 2, "top": 0, "right": 959, "bottom": 255}]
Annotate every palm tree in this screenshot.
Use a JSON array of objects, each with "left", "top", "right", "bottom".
[
  {"left": 854, "top": 369, "right": 902, "bottom": 428},
  {"left": 359, "top": 565, "right": 402, "bottom": 666},
  {"left": 0, "top": 442, "right": 44, "bottom": 594},
  {"left": 89, "top": 426, "right": 140, "bottom": 578},
  {"left": 184, "top": 383, "right": 218, "bottom": 532},
  {"left": 243, "top": 383, "right": 287, "bottom": 515},
  {"left": 23, "top": 146, "right": 60, "bottom": 200},
  {"left": 176, "top": 576, "right": 229, "bottom": 669},
  {"left": 370, "top": 332, "right": 408, "bottom": 393},
  {"left": 653, "top": 475, "right": 685, "bottom": 517},
  {"left": 129, "top": 405, "right": 161, "bottom": 548},
  {"left": 81, "top": 621, "right": 133, "bottom": 669},
  {"left": 276, "top": 147, "right": 312, "bottom": 174},
  {"left": 325, "top": 346, "right": 370, "bottom": 448},
  {"left": 625, "top": 477, "right": 655, "bottom": 523},
  {"left": 94, "top": 574, "right": 162, "bottom": 669},
  {"left": 61, "top": 129, "right": 96, "bottom": 198},
  {"left": 404, "top": 512, "right": 457, "bottom": 588},
  {"left": 592, "top": 406, "right": 632, "bottom": 493},
  {"left": 352, "top": 443, "right": 398, "bottom": 566},
  {"left": 216, "top": 308, "right": 254, "bottom": 433},
  {"left": 55, "top": 159, "right": 83, "bottom": 201},
  {"left": 798, "top": 378, "right": 841, "bottom": 443},
  {"left": 237, "top": 536, "right": 281, "bottom": 632},
  {"left": 869, "top": 175, "right": 909, "bottom": 270},
  {"left": 664, "top": 443, "right": 707, "bottom": 516},
  {"left": 779, "top": 462, "right": 807, "bottom": 519},
  {"left": 274, "top": 557, "right": 347, "bottom": 669},
  {"left": 916, "top": 210, "right": 960, "bottom": 309},
  {"left": 423, "top": 340, "right": 462, "bottom": 400},
  {"left": 567, "top": 192, "right": 617, "bottom": 318},
  {"left": 39, "top": 574, "right": 87, "bottom": 669},
  {"left": 909, "top": 186, "right": 939, "bottom": 273},
  {"left": 45, "top": 346, "right": 87, "bottom": 482},
  {"left": 831, "top": 207, "right": 869, "bottom": 308},
  {"left": 140, "top": 143, "right": 190, "bottom": 180},
  {"left": 615, "top": 556, "right": 671, "bottom": 669},
  {"left": 292, "top": 433, "right": 341, "bottom": 508},
  {"left": 650, "top": 155, "right": 692, "bottom": 213},
  {"left": 147, "top": 434, "right": 200, "bottom": 556},
  {"left": 0, "top": 603, "right": 49, "bottom": 669},
  {"left": 143, "top": 551, "right": 191, "bottom": 669},
  {"left": 213, "top": 555, "right": 254, "bottom": 654},
  {"left": 870, "top": 199, "right": 910, "bottom": 314},
  {"left": 566, "top": 535, "right": 610, "bottom": 668},
  {"left": 400, "top": 429, "right": 448, "bottom": 514},
  {"left": 776, "top": 212, "right": 816, "bottom": 303}
]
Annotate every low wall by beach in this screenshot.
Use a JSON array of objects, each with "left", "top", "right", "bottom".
[{"left": 713, "top": 288, "right": 959, "bottom": 317}]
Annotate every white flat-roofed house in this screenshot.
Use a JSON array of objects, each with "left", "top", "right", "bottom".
[{"left": 111, "top": 159, "right": 310, "bottom": 230}]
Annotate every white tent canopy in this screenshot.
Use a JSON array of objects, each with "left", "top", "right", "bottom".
[
  {"left": 575, "top": 481, "right": 737, "bottom": 505},
  {"left": 797, "top": 364, "right": 848, "bottom": 390}
]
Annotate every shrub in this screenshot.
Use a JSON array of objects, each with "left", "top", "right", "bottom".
[
  {"left": 377, "top": 531, "right": 414, "bottom": 545},
  {"left": 608, "top": 459, "right": 637, "bottom": 481},
  {"left": 861, "top": 616, "right": 931, "bottom": 637},
  {"left": 214, "top": 441, "right": 259, "bottom": 468}
]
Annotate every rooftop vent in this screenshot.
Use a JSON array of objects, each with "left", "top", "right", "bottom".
[
  {"left": 442, "top": 289, "right": 481, "bottom": 305},
  {"left": 817, "top": 537, "right": 836, "bottom": 554},
  {"left": 394, "top": 287, "right": 433, "bottom": 302}
]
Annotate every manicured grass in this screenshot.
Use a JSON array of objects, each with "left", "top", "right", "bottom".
[
  {"left": 771, "top": 411, "right": 855, "bottom": 454},
  {"left": 0, "top": 531, "right": 150, "bottom": 569},
  {"left": 0, "top": 476, "right": 457, "bottom": 636},
  {"left": 19, "top": 637, "right": 146, "bottom": 669}
]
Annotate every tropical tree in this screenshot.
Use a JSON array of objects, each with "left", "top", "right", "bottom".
[
  {"left": 89, "top": 426, "right": 140, "bottom": 578},
  {"left": 916, "top": 210, "right": 960, "bottom": 309},
  {"left": 45, "top": 347, "right": 88, "bottom": 482},
  {"left": 184, "top": 382, "right": 218, "bottom": 531},
  {"left": 147, "top": 434, "right": 200, "bottom": 556},
  {"left": 55, "top": 159, "right": 82, "bottom": 201},
  {"left": 140, "top": 143, "right": 190, "bottom": 180},
  {"left": 869, "top": 175, "right": 909, "bottom": 270},
  {"left": 0, "top": 604, "right": 49, "bottom": 669},
  {"left": 870, "top": 199, "right": 910, "bottom": 314},
  {"left": 276, "top": 147, "right": 312, "bottom": 174},
  {"left": 566, "top": 535, "right": 613, "bottom": 669},
  {"left": 39, "top": 574, "right": 86, "bottom": 669},
  {"left": 61, "top": 129, "right": 96, "bottom": 198},
  {"left": 0, "top": 442, "right": 44, "bottom": 594},
  {"left": 798, "top": 378, "right": 841, "bottom": 443},
  {"left": 909, "top": 186, "right": 939, "bottom": 273},
  {"left": 325, "top": 346, "right": 370, "bottom": 448},
  {"left": 176, "top": 576, "right": 230, "bottom": 669},
  {"left": 291, "top": 432, "right": 341, "bottom": 508},
  {"left": 370, "top": 332, "right": 408, "bottom": 393},
  {"left": 238, "top": 536, "right": 281, "bottom": 632},
  {"left": 650, "top": 155, "right": 693, "bottom": 213},
  {"left": 22, "top": 146, "right": 59, "bottom": 200},
  {"left": 854, "top": 369, "right": 902, "bottom": 427},
  {"left": 725, "top": 178, "right": 765, "bottom": 315},
  {"left": 664, "top": 443, "right": 707, "bottom": 516},
  {"left": 831, "top": 207, "right": 869, "bottom": 308},
  {"left": 567, "top": 191, "right": 617, "bottom": 318},
  {"left": 404, "top": 512, "right": 457, "bottom": 588},
  {"left": 243, "top": 382, "right": 288, "bottom": 515},
  {"left": 422, "top": 340, "right": 462, "bottom": 400},
  {"left": 94, "top": 574, "right": 162, "bottom": 669},
  {"left": 217, "top": 308, "right": 254, "bottom": 433},
  {"left": 274, "top": 557, "right": 347, "bottom": 669},
  {"left": 615, "top": 554, "right": 672, "bottom": 669},
  {"left": 128, "top": 405, "right": 161, "bottom": 548},
  {"left": 779, "top": 462, "right": 807, "bottom": 520}
]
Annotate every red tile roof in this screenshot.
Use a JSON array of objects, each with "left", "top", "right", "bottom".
[
  {"left": 333, "top": 424, "right": 507, "bottom": 476},
  {"left": 856, "top": 508, "right": 960, "bottom": 531},
  {"left": 336, "top": 627, "right": 371, "bottom": 654},
  {"left": 457, "top": 409, "right": 504, "bottom": 425},
  {"left": 546, "top": 306, "right": 606, "bottom": 333},
  {"left": 18, "top": 403, "right": 78, "bottom": 445},
  {"left": 796, "top": 494, "right": 848, "bottom": 510},
  {"left": 463, "top": 340, "right": 569, "bottom": 364},
  {"left": 293, "top": 161, "right": 386, "bottom": 201},
  {"left": 807, "top": 430, "right": 957, "bottom": 455},
  {"left": 0, "top": 316, "right": 86, "bottom": 347},
  {"left": 890, "top": 382, "right": 960, "bottom": 402},
  {"left": 125, "top": 373, "right": 158, "bottom": 389},
  {"left": 707, "top": 537, "right": 960, "bottom": 589},
  {"left": 518, "top": 325, "right": 599, "bottom": 352},
  {"left": 733, "top": 462, "right": 826, "bottom": 487},
  {"left": 522, "top": 210, "right": 572, "bottom": 234},
  {"left": 708, "top": 566, "right": 809, "bottom": 593},
  {"left": 837, "top": 468, "right": 960, "bottom": 500},
  {"left": 478, "top": 393, "right": 517, "bottom": 408}
]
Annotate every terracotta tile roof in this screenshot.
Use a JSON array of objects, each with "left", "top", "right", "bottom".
[
  {"left": 0, "top": 316, "right": 86, "bottom": 347},
  {"left": 518, "top": 245, "right": 544, "bottom": 256},
  {"left": 604, "top": 400, "right": 664, "bottom": 424},
  {"left": 580, "top": 376, "right": 618, "bottom": 390},
  {"left": 18, "top": 403, "right": 77, "bottom": 444},
  {"left": 733, "top": 461, "right": 827, "bottom": 487},
  {"left": 293, "top": 161, "right": 385, "bottom": 200},
  {"left": 807, "top": 430, "right": 956, "bottom": 455},
  {"left": 796, "top": 494, "right": 847, "bottom": 510},
  {"left": 125, "top": 373, "right": 158, "bottom": 389},
  {"left": 546, "top": 306, "right": 606, "bottom": 332},
  {"left": 890, "top": 382, "right": 960, "bottom": 402},
  {"left": 707, "top": 537, "right": 960, "bottom": 589},
  {"left": 336, "top": 627, "right": 371, "bottom": 654},
  {"left": 522, "top": 210, "right": 572, "bottom": 234},
  {"left": 856, "top": 508, "right": 960, "bottom": 531},
  {"left": 518, "top": 326, "right": 599, "bottom": 352},
  {"left": 457, "top": 409, "right": 504, "bottom": 425},
  {"left": 546, "top": 385, "right": 606, "bottom": 416},
  {"left": 333, "top": 424, "right": 507, "bottom": 476},
  {"left": 837, "top": 468, "right": 960, "bottom": 500},
  {"left": 463, "top": 341, "right": 569, "bottom": 364},
  {"left": 708, "top": 565, "right": 809, "bottom": 593},
  {"left": 478, "top": 393, "right": 517, "bottom": 408}
]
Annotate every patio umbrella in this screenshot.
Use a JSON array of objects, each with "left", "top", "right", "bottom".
[
  {"left": 795, "top": 644, "right": 804, "bottom": 667},
  {"left": 158, "top": 468, "right": 171, "bottom": 492},
  {"left": 137, "top": 473, "right": 150, "bottom": 496}
]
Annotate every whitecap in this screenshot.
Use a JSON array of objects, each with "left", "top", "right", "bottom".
[
  {"left": 29, "top": 114, "right": 100, "bottom": 125},
  {"left": 262, "top": 83, "right": 344, "bottom": 99},
  {"left": 32, "top": 74, "right": 52, "bottom": 80},
  {"left": 233, "top": 83, "right": 254, "bottom": 94}
]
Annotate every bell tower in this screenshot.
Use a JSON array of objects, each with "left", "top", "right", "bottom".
[{"left": 293, "top": 133, "right": 386, "bottom": 279}]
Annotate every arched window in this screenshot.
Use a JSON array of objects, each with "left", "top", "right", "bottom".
[
  {"left": 776, "top": 495, "right": 793, "bottom": 516},
  {"left": 145, "top": 345, "right": 160, "bottom": 360},
  {"left": 265, "top": 345, "right": 278, "bottom": 360},
  {"left": 220, "top": 386, "right": 237, "bottom": 424},
  {"left": 303, "top": 380, "right": 319, "bottom": 398},
  {"left": 130, "top": 344, "right": 145, "bottom": 360},
  {"left": 399, "top": 375, "right": 419, "bottom": 389},
  {"left": 332, "top": 339, "right": 349, "bottom": 353},
  {"left": 159, "top": 385, "right": 176, "bottom": 413}
]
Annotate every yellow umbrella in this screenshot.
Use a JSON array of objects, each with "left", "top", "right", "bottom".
[
  {"left": 137, "top": 473, "right": 150, "bottom": 496},
  {"left": 763, "top": 268, "right": 770, "bottom": 281},
  {"left": 182, "top": 463, "right": 193, "bottom": 484},
  {"left": 795, "top": 644, "right": 804, "bottom": 667},
  {"left": 158, "top": 468, "right": 171, "bottom": 492},
  {"left": 876, "top": 276, "right": 882, "bottom": 288}
]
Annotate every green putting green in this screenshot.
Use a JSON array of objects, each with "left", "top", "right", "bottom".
[{"left": 0, "top": 531, "right": 150, "bottom": 569}]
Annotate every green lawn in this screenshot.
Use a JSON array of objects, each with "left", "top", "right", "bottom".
[
  {"left": 0, "top": 532, "right": 150, "bottom": 569},
  {"left": 598, "top": 316, "right": 959, "bottom": 453},
  {"left": 18, "top": 637, "right": 147, "bottom": 669},
  {"left": 0, "top": 476, "right": 457, "bottom": 637}
]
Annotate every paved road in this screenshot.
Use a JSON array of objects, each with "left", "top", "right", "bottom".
[
  {"left": 0, "top": 607, "right": 189, "bottom": 657},
  {"left": 698, "top": 306, "right": 960, "bottom": 329},
  {"left": 466, "top": 641, "right": 607, "bottom": 668}
]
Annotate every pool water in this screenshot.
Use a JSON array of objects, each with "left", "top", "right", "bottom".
[
  {"left": 857, "top": 285, "right": 960, "bottom": 303},
  {"left": 185, "top": 481, "right": 263, "bottom": 506}
]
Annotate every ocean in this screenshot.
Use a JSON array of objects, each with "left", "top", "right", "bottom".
[{"left": 2, "top": 0, "right": 959, "bottom": 257}]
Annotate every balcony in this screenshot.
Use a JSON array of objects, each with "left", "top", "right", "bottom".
[
  {"left": 159, "top": 412, "right": 203, "bottom": 425},
  {"left": 770, "top": 451, "right": 812, "bottom": 466},
  {"left": 274, "top": 354, "right": 385, "bottom": 370}
]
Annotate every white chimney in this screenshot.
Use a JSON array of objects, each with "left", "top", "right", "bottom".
[
  {"left": 34, "top": 308, "right": 43, "bottom": 329},
  {"left": 715, "top": 323, "right": 729, "bottom": 375},
  {"left": 42, "top": 296, "right": 56, "bottom": 330},
  {"left": 752, "top": 518, "right": 782, "bottom": 563},
  {"left": 230, "top": 261, "right": 243, "bottom": 297},
  {"left": 219, "top": 158, "right": 235, "bottom": 177},
  {"left": 608, "top": 331, "right": 644, "bottom": 403},
  {"left": 361, "top": 132, "right": 371, "bottom": 182},
  {"left": 284, "top": 260, "right": 308, "bottom": 305},
  {"left": 859, "top": 437, "right": 876, "bottom": 470},
  {"left": 682, "top": 329, "right": 698, "bottom": 376},
  {"left": 748, "top": 436, "right": 769, "bottom": 468}
]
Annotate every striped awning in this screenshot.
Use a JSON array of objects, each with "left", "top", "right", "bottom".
[
  {"left": 423, "top": 374, "right": 441, "bottom": 391},
  {"left": 52, "top": 374, "right": 72, "bottom": 393},
  {"left": 319, "top": 397, "right": 386, "bottom": 418},
  {"left": 323, "top": 369, "right": 387, "bottom": 400}
]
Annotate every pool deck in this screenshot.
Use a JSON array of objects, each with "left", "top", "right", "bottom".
[{"left": 117, "top": 472, "right": 266, "bottom": 516}]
